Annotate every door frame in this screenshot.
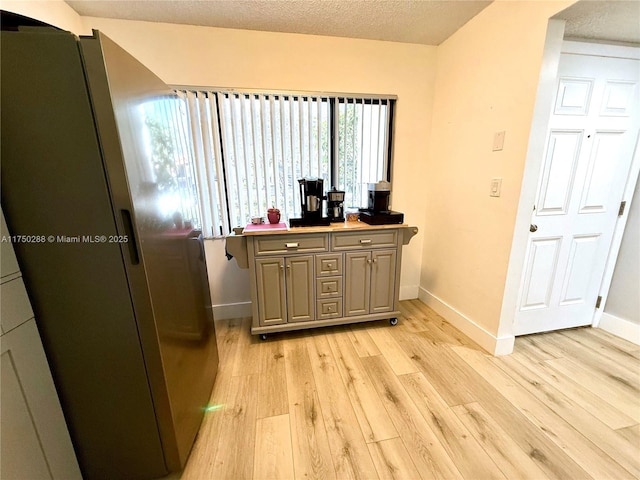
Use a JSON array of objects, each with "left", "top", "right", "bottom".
[{"left": 498, "top": 20, "right": 640, "bottom": 350}]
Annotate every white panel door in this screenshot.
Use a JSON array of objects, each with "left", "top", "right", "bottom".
[{"left": 514, "top": 52, "right": 640, "bottom": 336}]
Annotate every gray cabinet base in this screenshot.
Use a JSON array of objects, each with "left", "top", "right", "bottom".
[
  {"left": 232, "top": 226, "right": 418, "bottom": 338},
  {"left": 250, "top": 310, "right": 401, "bottom": 335}
]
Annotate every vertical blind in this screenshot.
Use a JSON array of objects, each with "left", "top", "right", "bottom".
[
  {"left": 335, "top": 98, "right": 391, "bottom": 209},
  {"left": 218, "top": 93, "right": 331, "bottom": 227},
  {"left": 182, "top": 91, "right": 228, "bottom": 237},
  {"left": 151, "top": 89, "right": 395, "bottom": 237}
]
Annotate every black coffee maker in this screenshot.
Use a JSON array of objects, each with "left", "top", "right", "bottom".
[
  {"left": 289, "top": 178, "right": 331, "bottom": 227},
  {"left": 327, "top": 187, "right": 345, "bottom": 223},
  {"left": 367, "top": 181, "right": 391, "bottom": 212},
  {"left": 359, "top": 180, "right": 404, "bottom": 225}
]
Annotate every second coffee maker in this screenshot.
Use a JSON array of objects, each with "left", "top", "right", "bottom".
[{"left": 289, "top": 178, "right": 331, "bottom": 227}]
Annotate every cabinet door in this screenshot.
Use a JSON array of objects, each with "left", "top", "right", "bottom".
[
  {"left": 286, "top": 255, "right": 315, "bottom": 322},
  {"left": 1, "top": 320, "right": 82, "bottom": 480},
  {"left": 256, "top": 257, "right": 287, "bottom": 325},
  {"left": 370, "top": 249, "right": 397, "bottom": 314},
  {"left": 344, "top": 251, "right": 371, "bottom": 317}
]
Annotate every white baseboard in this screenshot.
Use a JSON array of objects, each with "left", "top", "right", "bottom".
[
  {"left": 399, "top": 285, "right": 419, "bottom": 301},
  {"left": 598, "top": 312, "right": 640, "bottom": 346},
  {"left": 418, "top": 287, "right": 515, "bottom": 356},
  {"left": 212, "top": 301, "right": 252, "bottom": 320}
]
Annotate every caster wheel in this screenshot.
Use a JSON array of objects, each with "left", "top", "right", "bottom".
[
  {"left": 259, "top": 334, "right": 268, "bottom": 341},
  {"left": 390, "top": 318, "right": 398, "bottom": 326}
]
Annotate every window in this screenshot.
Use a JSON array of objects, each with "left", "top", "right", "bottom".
[
  {"left": 335, "top": 97, "right": 393, "bottom": 209},
  {"left": 218, "top": 93, "right": 331, "bottom": 231},
  {"left": 155, "top": 89, "right": 395, "bottom": 236}
]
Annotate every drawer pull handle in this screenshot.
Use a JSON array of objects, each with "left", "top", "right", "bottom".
[
  {"left": 360, "top": 239, "right": 372, "bottom": 244},
  {"left": 285, "top": 243, "right": 299, "bottom": 248}
]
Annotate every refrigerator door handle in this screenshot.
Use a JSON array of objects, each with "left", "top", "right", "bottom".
[{"left": 120, "top": 209, "right": 140, "bottom": 265}]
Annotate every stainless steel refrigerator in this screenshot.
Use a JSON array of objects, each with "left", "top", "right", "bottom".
[{"left": 1, "top": 25, "right": 219, "bottom": 479}]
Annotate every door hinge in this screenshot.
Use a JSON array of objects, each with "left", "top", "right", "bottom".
[
  {"left": 595, "top": 295, "right": 602, "bottom": 309},
  {"left": 619, "top": 201, "right": 626, "bottom": 216}
]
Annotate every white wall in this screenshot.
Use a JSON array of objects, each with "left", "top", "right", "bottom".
[
  {"left": 419, "top": 0, "right": 574, "bottom": 354},
  {"left": 80, "top": 17, "right": 437, "bottom": 312},
  {"left": 0, "top": 0, "right": 88, "bottom": 35},
  {"left": 601, "top": 178, "right": 640, "bottom": 342},
  {"left": 607, "top": 179, "right": 640, "bottom": 322}
]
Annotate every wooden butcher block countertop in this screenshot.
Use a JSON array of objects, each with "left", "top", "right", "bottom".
[{"left": 240, "top": 221, "right": 409, "bottom": 236}]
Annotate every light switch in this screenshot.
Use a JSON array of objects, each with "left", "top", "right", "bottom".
[
  {"left": 490, "top": 178, "right": 502, "bottom": 197},
  {"left": 493, "top": 131, "right": 506, "bottom": 151}
]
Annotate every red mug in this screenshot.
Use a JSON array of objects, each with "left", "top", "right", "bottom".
[{"left": 267, "top": 208, "right": 280, "bottom": 224}]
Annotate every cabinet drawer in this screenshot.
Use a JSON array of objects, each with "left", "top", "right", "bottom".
[
  {"left": 254, "top": 234, "right": 328, "bottom": 256},
  {"left": 315, "top": 254, "right": 343, "bottom": 276},
  {"left": 316, "top": 276, "right": 342, "bottom": 298},
  {"left": 332, "top": 230, "right": 398, "bottom": 251},
  {"left": 317, "top": 298, "right": 343, "bottom": 319}
]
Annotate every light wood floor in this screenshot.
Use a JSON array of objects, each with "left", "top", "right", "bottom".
[{"left": 180, "top": 299, "right": 640, "bottom": 480}]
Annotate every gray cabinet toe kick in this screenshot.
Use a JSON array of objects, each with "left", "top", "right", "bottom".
[{"left": 225, "top": 225, "right": 417, "bottom": 335}]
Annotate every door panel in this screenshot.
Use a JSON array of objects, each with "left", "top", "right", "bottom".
[
  {"left": 554, "top": 78, "right": 593, "bottom": 115},
  {"left": 559, "top": 235, "right": 601, "bottom": 305},
  {"left": 286, "top": 256, "right": 315, "bottom": 322},
  {"left": 520, "top": 237, "right": 562, "bottom": 310},
  {"left": 344, "top": 252, "right": 371, "bottom": 317},
  {"left": 538, "top": 130, "right": 583, "bottom": 215},
  {"left": 256, "top": 258, "right": 286, "bottom": 325},
  {"left": 514, "top": 52, "right": 640, "bottom": 335},
  {"left": 370, "top": 250, "right": 396, "bottom": 314},
  {"left": 601, "top": 80, "right": 636, "bottom": 116},
  {"left": 578, "top": 131, "right": 625, "bottom": 213}
]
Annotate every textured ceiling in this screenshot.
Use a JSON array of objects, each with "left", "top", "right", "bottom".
[
  {"left": 64, "top": 0, "right": 640, "bottom": 47},
  {"left": 554, "top": 0, "right": 640, "bottom": 44},
  {"left": 65, "top": 0, "right": 492, "bottom": 45}
]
